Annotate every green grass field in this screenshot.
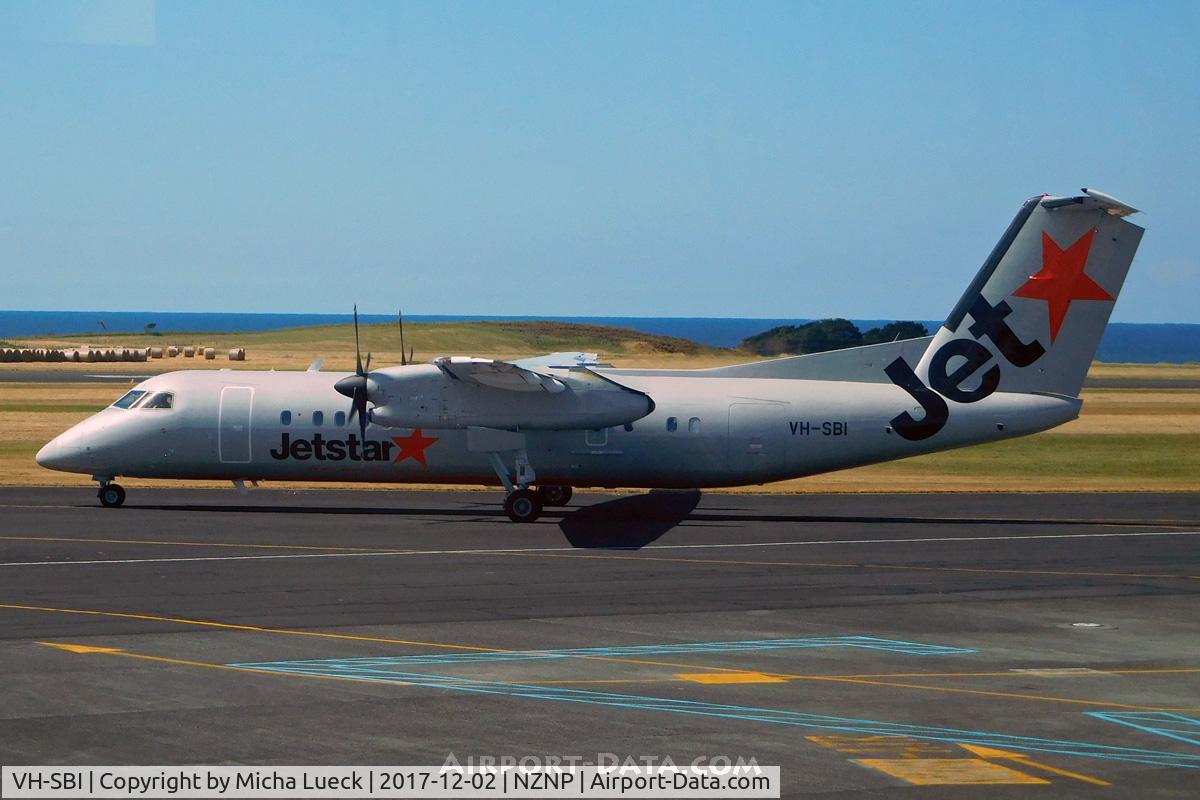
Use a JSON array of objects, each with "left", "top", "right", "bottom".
[
  {"left": 874, "top": 433, "right": 1197, "bottom": 480},
  {"left": 0, "top": 441, "right": 39, "bottom": 458},
  {"left": 0, "top": 403, "right": 108, "bottom": 413}
]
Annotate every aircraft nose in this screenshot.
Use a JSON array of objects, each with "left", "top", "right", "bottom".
[
  {"left": 35, "top": 430, "right": 90, "bottom": 473},
  {"left": 35, "top": 438, "right": 60, "bottom": 468}
]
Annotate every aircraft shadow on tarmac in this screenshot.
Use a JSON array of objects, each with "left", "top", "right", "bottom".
[
  {"left": 557, "top": 489, "right": 702, "bottom": 549},
  {"left": 116, "top": 490, "right": 702, "bottom": 550}
]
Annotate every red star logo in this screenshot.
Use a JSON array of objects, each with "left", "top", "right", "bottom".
[
  {"left": 391, "top": 429, "right": 438, "bottom": 466},
  {"left": 1012, "top": 228, "right": 1113, "bottom": 341}
]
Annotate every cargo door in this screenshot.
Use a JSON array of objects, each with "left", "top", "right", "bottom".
[{"left": 728, "top": 402, "right": 785, "bottom": 478}]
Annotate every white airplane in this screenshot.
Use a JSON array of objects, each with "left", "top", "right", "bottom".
[{"left": 38, "top": 189, "right": 1143, "bottom": 522}]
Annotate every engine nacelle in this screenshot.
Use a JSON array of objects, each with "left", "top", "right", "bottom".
[{"left": 365, "top": 364, "right": 653, "bottom": 431}]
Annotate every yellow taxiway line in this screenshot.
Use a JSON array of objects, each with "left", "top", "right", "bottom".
[
  {"left": 34, "top": 642, "right": 666, "bottom": 687},
  {"left": 959, "top": 744, "right": 1112, "bottom": 786}
]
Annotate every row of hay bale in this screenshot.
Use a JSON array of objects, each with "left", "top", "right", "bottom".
[
  {"left": 0, "top": 348, "right": 149, "bottom": 362},
  {"left": 0, "top": 346, "right": 247, "bottom": 362},
  {"left": 158, "top": 345, "right": 246, "bottom": 360}
]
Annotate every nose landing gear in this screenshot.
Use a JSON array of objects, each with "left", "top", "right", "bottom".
[{"left": 97, "top": 481, "right": 126, "bottom": 508}]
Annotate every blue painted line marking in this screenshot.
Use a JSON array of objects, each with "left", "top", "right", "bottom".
[
  {"left": 227, "top": 659, "right": 1200, "bottom": 769},
  {"left": 1087, "top": 712, "right": 1200, "bottom": 747},
  {"left": 233, "top": 636, "right": 974, "bottom": 669}
]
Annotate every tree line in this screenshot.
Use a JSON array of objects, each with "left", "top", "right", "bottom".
[{"left": 741, "top": 319, "right": 928, "bottom": 356}]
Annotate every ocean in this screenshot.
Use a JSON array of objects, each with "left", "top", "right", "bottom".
[{"left": 1, "top": 310, "right": 1196, "bottom": 364}]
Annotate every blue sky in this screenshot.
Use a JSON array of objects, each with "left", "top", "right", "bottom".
[{"left": 1, "top": 1, "right": 1197, "bottom": 321}]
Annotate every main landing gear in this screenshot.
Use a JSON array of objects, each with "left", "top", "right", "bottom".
[
  {"left": 97, "top": 479, "right": 126, "bottom": 508},
  {"left": 474, "top": 429, "right": 572, "bottom": 523},
  {"left": 501, "top": 485, "right": 574, "bottom": 523},
  {"left": 537, "top": 485, "right": 573, "bottom": 507}
]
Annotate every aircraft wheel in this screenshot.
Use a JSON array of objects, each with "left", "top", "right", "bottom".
[
  {"left": 504, "top": 489, "right": 542, "bottom": 523},
  {"left": 536, "top": 485, "right": 573, "bottom": 507},
  {"left": 98, "top": 483, "right": 126, "bottom": 508}
]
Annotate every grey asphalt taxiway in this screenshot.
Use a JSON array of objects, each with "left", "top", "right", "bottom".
[{"left": 1, "top": 488, "right": 1198, "bottom": 797}]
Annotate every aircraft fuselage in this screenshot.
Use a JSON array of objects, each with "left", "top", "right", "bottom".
[{"left": 39, "top": 367, "right": 1079, "bottom": 489}]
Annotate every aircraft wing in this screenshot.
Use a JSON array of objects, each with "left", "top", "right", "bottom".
[{"left": 432, "top": 356, "right": 568, "bottom": 393}]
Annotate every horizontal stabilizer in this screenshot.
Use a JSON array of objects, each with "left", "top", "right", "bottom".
[
  {"left": 595, "top": 336, "right": 935, "bottom": 385},
  {"left": 510, "top": 352, "right": 612, "bottom": 371}
]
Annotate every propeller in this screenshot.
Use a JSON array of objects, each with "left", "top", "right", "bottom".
[{"left": 333, "top": 305, "right": 373, "bottom": 440}]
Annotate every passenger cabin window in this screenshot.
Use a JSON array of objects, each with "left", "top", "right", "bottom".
[
  {"left": 112, "top": 390, "right": 147, "bottom": 409},
  {"left": 666, "top": 417, "right": 678, "bottom": 432},
  {"left": 280, "top": 410, "right": 292, "bottom": 425},
  {"left": 334, "top": 410, "right": 346, "bottom": 427},
  {"left": 585, "top": 428, "right": 608, "bottom": 447},
  {"left": 312, "top": 410, "right": 324, "bottom": 426},
  {"left": 688, "top": 417, "right": 701, "bottom": 433},
  {"left": 141, "top": 392, "right": 174, "bottom": 409}
]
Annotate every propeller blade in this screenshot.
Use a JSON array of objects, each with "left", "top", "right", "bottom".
[
  {"left": 398, "top": 309, "right": 407, "bottom": 366},
  {"left": 340, "top": 305, "right": 375, "bottom": 440},
  {"left": 355, "top": 387, "right": 368, "bottom": 440},
  {"left": 353, "top": 304, "right": 363, "bottom": 376}
]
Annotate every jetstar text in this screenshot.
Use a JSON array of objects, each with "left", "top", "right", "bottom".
[
  {"left": 270, "top": 432, "right": 394, "bottom": 461},
  {"left": 885, "top": 294, "right": 1044, "bottom": 441}
]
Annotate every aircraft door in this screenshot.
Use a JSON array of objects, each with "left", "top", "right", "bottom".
[
  {"left": 728, "top": 402, "right": 786, "bottom": 478},
  {"left": 219, "top": 386, "right": 254, "bottom": 463}
]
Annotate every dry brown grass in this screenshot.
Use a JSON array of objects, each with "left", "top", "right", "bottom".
[
  {"left": 1048, "top": 390, "right": 1200, "bottom": 434},
  {"left": 10, "top": 320, "right": 745, "bottom": 373},
  {"left": 1088, "top": 363, "right": 1200, "bottom": 381}
]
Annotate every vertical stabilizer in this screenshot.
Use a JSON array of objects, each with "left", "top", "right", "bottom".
[{"left": 915, "top": 189, "right": 1144, "bottom": 399}]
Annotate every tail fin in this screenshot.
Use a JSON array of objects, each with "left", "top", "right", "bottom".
[{"left": 915, "top": 189, "right": 1144, "bottom": 399}]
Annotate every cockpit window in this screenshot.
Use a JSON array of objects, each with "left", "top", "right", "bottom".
[
  {"left": 112, "top": 390, "right": 147, "bottom": 409},
  {"left": 141, "top": 392, "right": 174, "bottom": 409}
]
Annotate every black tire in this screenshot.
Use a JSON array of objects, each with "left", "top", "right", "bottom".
[
  {"left": 504, "top": 489, "right": 542, "bottom": 523},
  {"left": 537, "top": 485, "right": 573, "bottom": 507},
  {"left": 98, "top": 484, "right": 126, "bottom": 508}
]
